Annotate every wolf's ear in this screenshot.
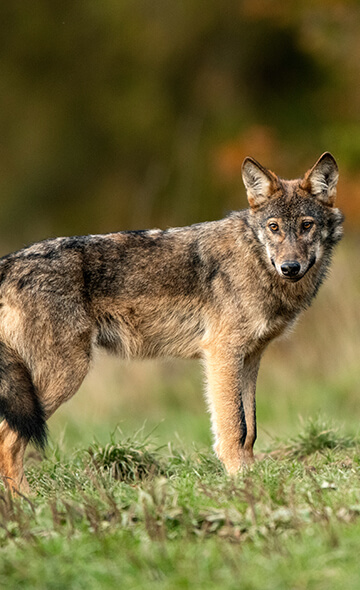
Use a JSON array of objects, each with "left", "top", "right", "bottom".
[
  {"left": 241, "top": 157, "right": 279, "bottom": 209},
  {"left": 301, "top": 152, "right": 339, "bottom": 206}
]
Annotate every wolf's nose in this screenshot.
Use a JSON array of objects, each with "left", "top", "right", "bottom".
[{"left": 280, "top": 261, "right": 301, "bottom": 278}]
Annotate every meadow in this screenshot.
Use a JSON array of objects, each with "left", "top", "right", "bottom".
[
  {"left": 2, "top": 4, "right": 360, "bottom": 587},
  {"left": 1, "top": 236, "right": 359, "bottom": 589}
]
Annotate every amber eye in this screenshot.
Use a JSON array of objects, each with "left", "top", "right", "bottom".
[
  {"left": 302, "top": 220, "right": 314, "bottom": 231},
  {"left": 268, "top": 222, "right": 279, "bottom": 233}
]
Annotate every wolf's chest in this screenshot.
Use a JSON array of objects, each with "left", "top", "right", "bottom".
[{"left": 248, "top": 305, "right": 297, "bottom": 345}]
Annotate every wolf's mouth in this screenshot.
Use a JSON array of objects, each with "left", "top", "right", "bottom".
[{"left": 306, "top": 255, "right": 316, "bottom": 273}]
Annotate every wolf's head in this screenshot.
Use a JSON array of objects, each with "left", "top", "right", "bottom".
[{"left": 241, "top": 153, "right": 344, "bottom": 282}]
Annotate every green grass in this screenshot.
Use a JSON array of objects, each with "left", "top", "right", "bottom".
[{"left": 2, "top": 419, "right": 360, "bottom": 589}]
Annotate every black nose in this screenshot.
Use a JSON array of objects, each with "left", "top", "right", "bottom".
[{"left": 280, "top": 261, "right": 301, "bottom": 278}]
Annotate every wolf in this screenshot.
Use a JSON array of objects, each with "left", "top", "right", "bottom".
[{"left": 0, "top": 152, "right": 343, "bottom": 492}]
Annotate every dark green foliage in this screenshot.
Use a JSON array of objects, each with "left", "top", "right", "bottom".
[{"left": 88, "top": 434, "right": 165, "bottom": 482}]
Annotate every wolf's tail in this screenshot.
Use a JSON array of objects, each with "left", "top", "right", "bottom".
[{"left": 0, "top": 342, "right": 48, "bottom": 449}]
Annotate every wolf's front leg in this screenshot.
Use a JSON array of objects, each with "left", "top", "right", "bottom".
[{"left": 204, "top": 347, "right": 261, "bottom": 474}]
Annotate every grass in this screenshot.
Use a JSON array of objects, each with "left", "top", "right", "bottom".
[{"left": 2, "top": 419, "right": 360, "bottom": 589}]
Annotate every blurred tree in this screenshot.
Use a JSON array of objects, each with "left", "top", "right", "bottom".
[{"left": 0, "top": 0, "right": 359, "bottom": 250}]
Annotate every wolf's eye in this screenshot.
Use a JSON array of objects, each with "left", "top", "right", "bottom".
[
  {"left": 268, "top": 222, "right": 279, "bottom": 233},
  {"left": 302, "top": 220, "right": 313, "bottom": 231}
]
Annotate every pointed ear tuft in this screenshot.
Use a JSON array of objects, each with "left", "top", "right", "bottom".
[
  {"left": 301, "top": 152, "right": 339, "bottom": 206},
  {"left": 241, "top": 157, "right": 278, "bottom": 209}
]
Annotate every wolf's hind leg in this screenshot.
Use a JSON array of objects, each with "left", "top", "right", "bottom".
[
  {"left": 35, "top": 340, "right": 92, "bottom": 420},
  {"left": 0, "top": 422, "right": 30, "bottom": 493},
  {"left": 0, "top": 341, "right": 47, "bottom": 449},
  {"left": 0, "top": 341, "right": 46, "bottom": 492},
  {"left": 0, "top": 337, "right": 91, "bottom": 493}
]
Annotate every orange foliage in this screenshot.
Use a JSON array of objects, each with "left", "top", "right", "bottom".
[
  {"left": 241, "top": 0, "right": 293, "bottom": 23},
  {"left": 212, "top": 126, "right": 278, "bottom": 183},
  {"left": 337, "top": 175, "right": 360, "bottom": 229}
]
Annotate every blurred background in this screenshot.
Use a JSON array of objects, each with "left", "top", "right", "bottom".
[{"left": 0, "top": 1, "right": 359, "bottom": 451}]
